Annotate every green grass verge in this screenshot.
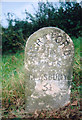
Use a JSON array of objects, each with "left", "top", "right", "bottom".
[{"left": 2, "top": 51, "right": 25, "bottom": 113}]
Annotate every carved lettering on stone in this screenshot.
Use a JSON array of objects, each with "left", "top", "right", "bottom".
[{"left": 24, "top": 27, "right": 74, "bottom": 112}]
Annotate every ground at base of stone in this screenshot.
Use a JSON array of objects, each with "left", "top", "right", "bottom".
[{"left": 2, "top": 100, "right": 81, "bottom": 120}]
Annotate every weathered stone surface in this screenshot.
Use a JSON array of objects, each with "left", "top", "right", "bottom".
[{"left": 24, "top": 27, "right": 74, "bottom": 112}]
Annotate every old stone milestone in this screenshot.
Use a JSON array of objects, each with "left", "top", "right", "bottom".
[{"left": 24, "top": 27, "right": 74, "bottom": 112}]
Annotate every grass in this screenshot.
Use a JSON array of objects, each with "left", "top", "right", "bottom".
[
  {"left": 71, "top": 37, "right": 81, "bottom": 101},
  {"left": 1, "top": 37, "right": 81, "bottom": 118},
  {"left": 2, "top": 51, "right": 25, "bottom": 116}
]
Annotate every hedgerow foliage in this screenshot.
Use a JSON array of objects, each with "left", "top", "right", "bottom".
[{"left": 2, "top": 2, "right": 82, "bottom": 53}]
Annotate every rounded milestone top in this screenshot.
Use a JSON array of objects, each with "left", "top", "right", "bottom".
[{"left": 25, "top": 27, "right": 74, "bottom": 73}]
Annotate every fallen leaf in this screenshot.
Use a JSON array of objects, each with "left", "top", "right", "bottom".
[{"left": 71, "top": 101, "right": 78, "bottom": 106}]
